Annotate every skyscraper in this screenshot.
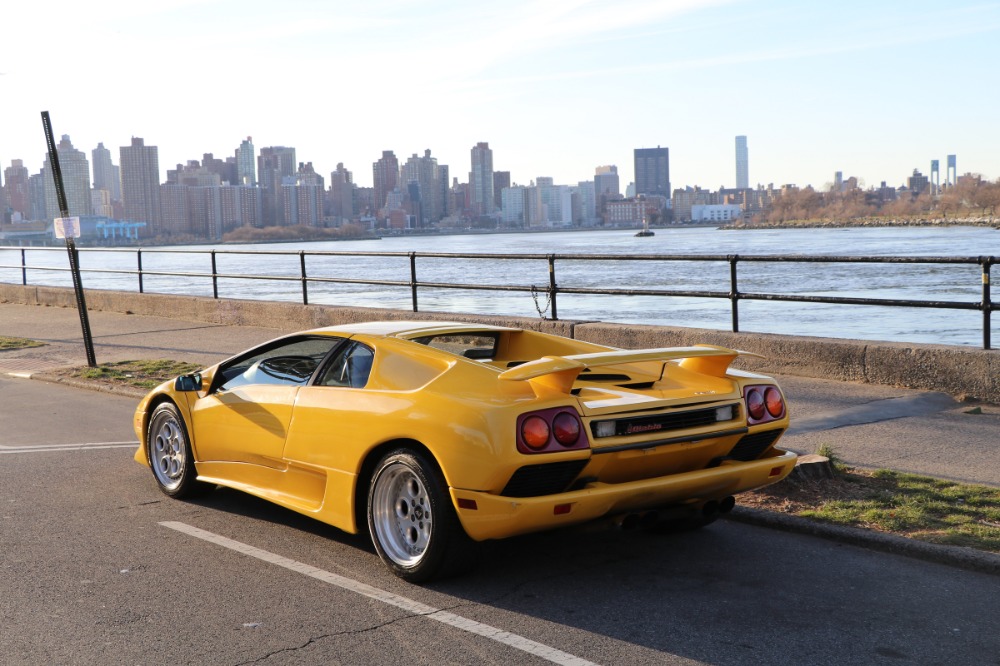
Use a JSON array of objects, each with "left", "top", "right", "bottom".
[
  {"left": 735, "top": 136, "right": 749, "bottom": 189},
  {"left": 492, "top": 171, "right": 510, "bottom": 211},
  {"left": 258, "top": 146, "right": 296, "bottom": 226},
  {"left": 329, "top": 163, "right": 355, "bottom": 220},
  {"left": 92, "top": 142, "right": 121, "bottom": 202},
  {"left": 281, "top": 162, "right": 325, "bottom": 227},
  {"left": 43, "top": 135, "right": 92, "bottom": 220},
  {"left": 120, "top": 137, "right": 162, "bottom": 232},
  {"left": 400, "top": 150, "right": 449, "bottom": 224},
  {"left": 633, "top": 147, "right": 670, "bottom": 199},
  {"left": 594, "top": 165, "right": 620, "bottom": 222},
  {"left": 4, "top": 160, "right": 30, "bottom": 219},
  {"left": 470, "top": 142, "right": 494, "bottom": 216},
  {"left": 373, "top": 150, "right": 399, "bottom": 214},
  {"left": 236, "top": 137, "right": 256, "bottom": 186}
]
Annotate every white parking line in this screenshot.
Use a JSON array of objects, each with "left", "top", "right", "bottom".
[
  {"left": 161, "top": 521, "right": 598, "bottom": 666},
  {"left": 0, "top": 441, "right": 138, "bottom": 454}
]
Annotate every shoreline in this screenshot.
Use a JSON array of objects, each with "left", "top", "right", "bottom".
[{"left": 722, "top": 217, "right": 999, "bottom": 231}]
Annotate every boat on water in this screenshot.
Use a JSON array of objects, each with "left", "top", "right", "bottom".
[{"left": 635, "top": 213, "right": 655, "bottom": 237}]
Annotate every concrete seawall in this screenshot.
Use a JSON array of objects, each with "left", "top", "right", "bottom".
[{"left": 3, "top": 284, "right": 998, "bottom": 403}]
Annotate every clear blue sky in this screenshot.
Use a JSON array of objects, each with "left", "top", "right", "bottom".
[{"left": 2, "top": 0, "right": 998, "bottom": 192}]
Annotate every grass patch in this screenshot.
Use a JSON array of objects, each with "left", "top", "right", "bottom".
[
  {"left": 742, "top": 467, "right": 1000, "bottom": 552},
  {"left": 0, "top": 336, "right": 46, "bottom": 350},
  {"left": 68, "top": 360, "right": 203, "bottom": 390}
]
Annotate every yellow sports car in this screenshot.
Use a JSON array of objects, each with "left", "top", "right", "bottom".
[{"left": 135, "top": 321, "right": 795, "bottom": 582}]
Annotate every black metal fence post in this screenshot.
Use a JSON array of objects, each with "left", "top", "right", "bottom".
[
  {"left": 20, "top": 248, "right": 26, "bottom": 286},
  {"left": 211, "top": 250, "right": 219, "bottom": 299},
  {"left": 137, "top": 249, "right": 144, "bottom": 293},
  {"left": 983, "top": 257, "right": 993, "bottom": 350},
  {"left": 548, "top": 255, "right": 558, "bottom": 320},
  {"left": 300, "top": 251, "right": 309, "bottom": 305},
  {"left": 729, "top": 255, "right": 740, "bottom": 332},
  {"left": 410, "top": 252, "right": 419, "bottom": 312}
]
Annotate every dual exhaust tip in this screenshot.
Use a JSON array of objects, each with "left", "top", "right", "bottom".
[{"left": 619, "top": 496, "right": 735, "bottom": 530}]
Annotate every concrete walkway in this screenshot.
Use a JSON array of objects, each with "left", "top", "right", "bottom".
[{"left": 3, "top": 301, "right": 999, "bottom": 487}]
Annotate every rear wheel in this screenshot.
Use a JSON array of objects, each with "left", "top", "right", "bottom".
[
  {"left": 367, "top": 449, "right": 478, "bottom": 583},
  {"left": 147, "top": 402, "right": 212, "bottom": 499}
]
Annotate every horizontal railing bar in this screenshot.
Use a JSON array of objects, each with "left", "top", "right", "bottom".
[
  {"left": 558, "top": 286, "right": 727, "bottom": 298},
  {"left": 738, "top": 292, "right": 982, "bottom": 310}
]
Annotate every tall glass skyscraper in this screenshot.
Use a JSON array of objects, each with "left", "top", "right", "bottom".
[
  {"left": 735, "top": 135, "right": 749, "bottom": 189},
  {"left": 236, "top": 137, "right": 256, "bottom": 186},
  {"left": 470, "top": 142, "right": 495, "bottom": 216}
]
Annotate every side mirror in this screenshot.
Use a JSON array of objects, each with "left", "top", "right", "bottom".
[{"left": 174, "top": 372, "right": 203, "bottom": 392}]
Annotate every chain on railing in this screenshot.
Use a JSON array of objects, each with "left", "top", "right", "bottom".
[{"left": 0, "top": 246, "right": 996, "bottom": 348}]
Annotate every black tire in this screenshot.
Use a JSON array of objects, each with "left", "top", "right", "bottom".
[
  {"left": 367, "top": 449, "right": 479, "bottom": 583},
  {"left": 147, "top": 402, "right": 213, "bottom": 499}
]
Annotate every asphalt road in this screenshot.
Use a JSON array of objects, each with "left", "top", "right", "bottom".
[{"left": 2, "top": 377, "right": 1000, "bottom": 665}]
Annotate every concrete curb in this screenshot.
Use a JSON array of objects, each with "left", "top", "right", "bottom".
[
  {"left": 726, "top": 506, "right": 1000, "bottom": 577},
  {"left": 22, "top": 372, "right": 148, "bottom": 400}
]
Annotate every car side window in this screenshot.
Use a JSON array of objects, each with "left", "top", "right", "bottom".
[
  {"left": 316, "top": 342, "right": 374, "bottom": 388},
  {"left": 215, "top": 337, "right": 344, "bottom": 392}
]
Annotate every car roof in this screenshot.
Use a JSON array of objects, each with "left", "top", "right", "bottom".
[{"left": 306, "top": 321, "right": 518, "bottom": 339}]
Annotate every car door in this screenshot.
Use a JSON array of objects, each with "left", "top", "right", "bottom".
[
  {"left": 191, "top": 336, "right": 345, "bottom": 466},
  {"left": 282, "top": 340, "right": 380, "bottom": 471}
]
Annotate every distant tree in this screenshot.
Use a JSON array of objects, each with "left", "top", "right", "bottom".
[{"left": 972, "top": 180, "right": 1000, "bottom": 222}]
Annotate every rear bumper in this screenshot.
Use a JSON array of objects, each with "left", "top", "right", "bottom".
[{"left": 451, "top": 449, "right": 797, "bottom": 541}]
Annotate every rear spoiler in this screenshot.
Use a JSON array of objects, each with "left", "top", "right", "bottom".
[{"left": 498, "top": 345, "right": 761, "bottom": 398}]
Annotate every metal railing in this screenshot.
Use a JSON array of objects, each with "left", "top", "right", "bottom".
[{"left": 1, "top": 245, "right": 996, "bottom": 349}]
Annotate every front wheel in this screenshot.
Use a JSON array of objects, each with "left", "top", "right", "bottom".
[
  {"left": 367, "top": 449, "right": 478, "bottom": 583},
  {"left": 147, "top": 402, "right": 212, "bottom": 499}
]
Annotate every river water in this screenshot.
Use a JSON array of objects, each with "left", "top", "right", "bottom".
[{"left": 2, "top": 225, "right": 998, "bottom": 347}]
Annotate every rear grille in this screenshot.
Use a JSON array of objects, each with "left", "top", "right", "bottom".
[
  {"left": 501, "top": 460, "right": 589, "bottom": 498},
  {"left": 727, "top": 429, "right": 784, "bottom": 461},
  {"left": 594, "top": 403, "right": 737, "bottom": 438}
]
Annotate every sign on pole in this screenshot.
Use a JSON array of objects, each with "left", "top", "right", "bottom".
[{"left": 54, "top": 216, "right": 81, "bottom": 239}]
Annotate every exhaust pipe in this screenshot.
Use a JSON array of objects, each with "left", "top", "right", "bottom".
[
  {"left": 701, "top": 500, "right": 719, "bottom": 518},
  {"left": 719, "top": 496, "right": 736, "bottom": 514},
  {"left": 620, "top": 513, "right": 641, "bottom": 530}
]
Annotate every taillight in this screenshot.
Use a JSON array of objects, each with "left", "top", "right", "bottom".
[
  {"left": 746, "top": 388, "right": 766, "bottom": 421},
  {"left": 744, "top": 384, "right": 786, "bottom": 424},
  {"left": 515, "top": 408, "right": 589, "bottom": 454},
  {"left": 764, "top": 387, "right": 785, "bottom": 418},
  {"left": 521, "top": 416, "right": 550, "bottom": 450},
  {"left": 552, "top": 412, "right": 581, "bottom": 446}
]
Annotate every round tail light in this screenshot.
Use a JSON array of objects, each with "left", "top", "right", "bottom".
[
  {"left": 521, "top": 415, "right": 550, "bottom": 450},
  {"left": 746, "top": 388, "right": 766, "bottom": 421},
  {"left": 764, "top": 387, "right": 784, "bottom": 418},
  {"left": 552, "top": 412, "right": 581, "bottom": 446}
]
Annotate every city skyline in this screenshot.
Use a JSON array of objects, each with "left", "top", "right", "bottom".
[{"left": 2, "top": 0, "right": 1000, "bottom": 191}]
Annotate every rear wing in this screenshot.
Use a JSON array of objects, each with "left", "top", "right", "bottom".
[{"left": 498, "top": 345, "right": 761, "bottom": 398}]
